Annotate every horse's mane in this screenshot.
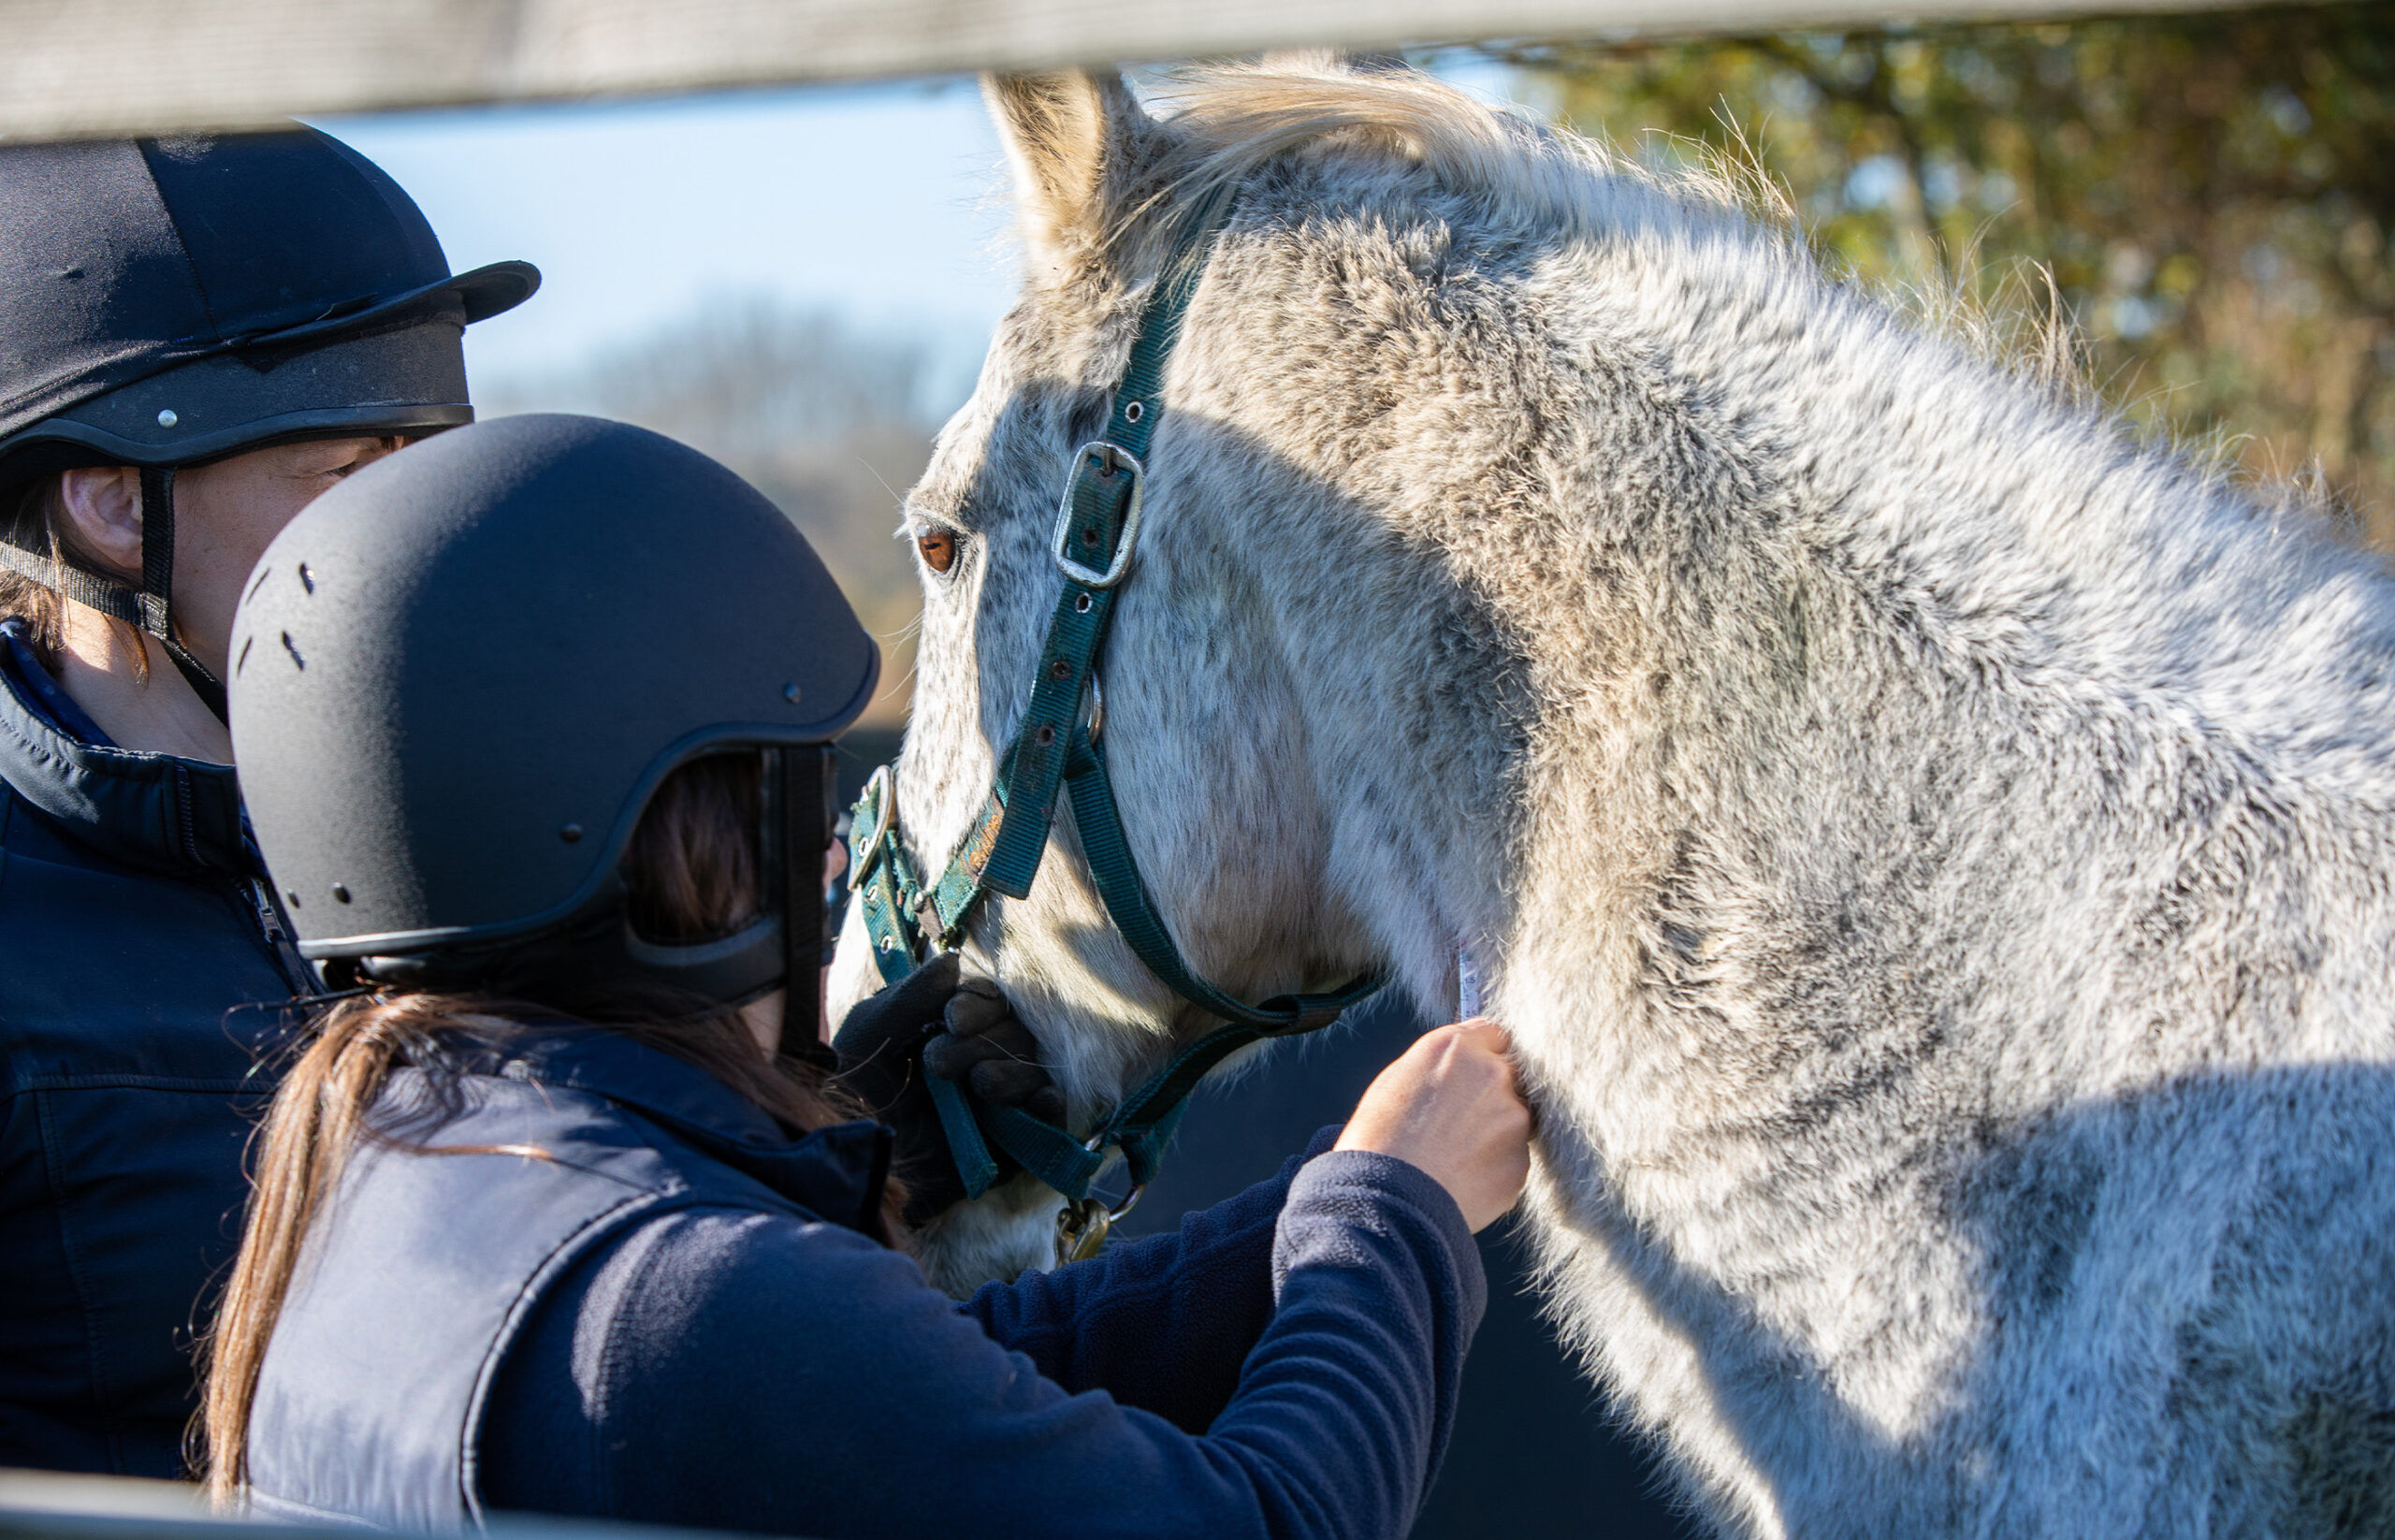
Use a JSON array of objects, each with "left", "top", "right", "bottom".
[
  {"left": 1151, "top": 54, "right": 1761, "bottom": 233},
  {"left": 1143, "top": 55, "right": 2112, "bottom": 420},
  {"left": 1131, "top": 55, "right": 2377, "bottom": 732}
]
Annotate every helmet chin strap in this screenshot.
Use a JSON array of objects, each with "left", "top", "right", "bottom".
[{"left": 135, "top": 466, "right": 228, "bottom": 723}]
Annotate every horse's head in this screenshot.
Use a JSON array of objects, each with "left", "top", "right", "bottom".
[{"left": 832, "top": 62, "right": 1561, "bottom": 1289}]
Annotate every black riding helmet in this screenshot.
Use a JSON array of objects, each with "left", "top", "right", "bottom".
[
  {"left": 0, "top": 127, "right": 540, "bottom": 716},
  {"left": 228, "top": 415, "right": 879, "bottom": 1045}
]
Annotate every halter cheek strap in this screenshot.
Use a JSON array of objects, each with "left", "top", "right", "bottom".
[
  {"left": 846, "top": 191, "right": 1386, "bottom": 1249},
  {"left": 0, "top": 464, "right": 228, "bottom": 720}
]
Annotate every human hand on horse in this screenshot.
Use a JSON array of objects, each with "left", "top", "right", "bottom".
[
  {"left": 832, "top": 952, "right": 1065, "bottom": 1225},
  {"left": 1338, "top": 1019, "right": 1532, "bottom": 1233}
]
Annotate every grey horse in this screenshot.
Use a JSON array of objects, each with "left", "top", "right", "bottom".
[{"left": 828, "top": 56, "right": 2395, "bottom": 1537}]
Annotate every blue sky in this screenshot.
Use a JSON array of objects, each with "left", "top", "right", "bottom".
[
  {"left": 320, "top": 59, "right": 1529, "bottom": 403},
  {"left": 322, "top": 77, "right": 1019, "bottom": 397}
]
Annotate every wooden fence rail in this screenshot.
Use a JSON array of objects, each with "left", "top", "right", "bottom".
[{"left": 0, "top": 0, "right": 2273, "bottom": 141}]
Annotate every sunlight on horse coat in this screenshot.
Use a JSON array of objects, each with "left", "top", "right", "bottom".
[{"left": 826, "top": 55, "right": 2395, "bottom": 1538}]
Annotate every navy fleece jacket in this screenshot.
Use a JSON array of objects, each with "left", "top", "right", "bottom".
[{"left": 480, "top": 1136, "right": 1485, "bottom": 1538}]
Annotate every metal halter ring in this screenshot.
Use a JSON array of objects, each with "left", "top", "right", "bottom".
[
  {"left": 1051, "top": 442, "right": 1145, "bottom": 589},
  {"left": 1057, "top": 1183, "right": 1146, "bottom": 1265},
  {"left": 1081, "top": 1126, "right": 1146, "bottom": 1225}
]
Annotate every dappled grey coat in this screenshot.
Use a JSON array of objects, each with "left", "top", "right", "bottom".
[{"left": 828, "top": 54, "right": 2395, "bottom": 1539}]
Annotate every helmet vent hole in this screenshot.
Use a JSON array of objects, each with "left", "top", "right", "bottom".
[
  {"left": 782, "top": 682, "right": 802, "bottom": 704},
  {"left": 285, "top": 890, "right": 301, "bottom": 908},
  {"left": 280, "top": 632, "right": 304, "bottom": 670},
  {"left": 236, "top": 636, "right": 253, "bottom": 675},
  {"left": 559, "top": 823, "right": 585, "bottom": 844},
  {"left": 330, "top": 884, "right": 351, "bottom": 904},
  {"left": 298, "top": 563, "right": 315, "bottom": 594}
]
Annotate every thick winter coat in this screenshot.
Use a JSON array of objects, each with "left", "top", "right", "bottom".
[
  {"left": 830, "top": 59, "right": 2395, "bottom": 1536},
  {"left": 0, "top": 618, "right": 304, "bottom": 1475}
]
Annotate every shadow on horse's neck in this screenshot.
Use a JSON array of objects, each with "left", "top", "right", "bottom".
[{"left": 1132, "top": 412, "right": 1617, "bottom": 1021}]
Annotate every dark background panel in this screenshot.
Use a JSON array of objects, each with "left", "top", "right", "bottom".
[{"left": 835, "top": 728, "right": 904, "bottom": 806}]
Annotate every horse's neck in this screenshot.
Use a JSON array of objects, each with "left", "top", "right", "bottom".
[{"left": 1261, "top": 220, "right": 2395, "bottom": 1150}]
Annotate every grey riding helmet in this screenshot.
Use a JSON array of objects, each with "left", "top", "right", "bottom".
[
  {"left": 228, "top": 415, "right": 879, "bottom": 1031},
  {"left": 0, "top": 127, "right": 539, "bottom": 714}
]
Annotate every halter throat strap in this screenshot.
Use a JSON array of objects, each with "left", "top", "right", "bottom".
[{"left": 847, "top": 192, "right": 1386, "bottom": 1221}]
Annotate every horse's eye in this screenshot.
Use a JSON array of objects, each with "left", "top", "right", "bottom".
[{"left": 916, "top": 530, "right": 958, "bottom": 574}]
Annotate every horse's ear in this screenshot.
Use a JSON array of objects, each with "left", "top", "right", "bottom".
[{"left": 984, "top": 70, "right": 1152, "bottom": 282}]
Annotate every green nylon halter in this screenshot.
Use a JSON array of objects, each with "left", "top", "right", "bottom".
[{"left": 847, "top": 194, "right": 1385, "bottom": 1218}]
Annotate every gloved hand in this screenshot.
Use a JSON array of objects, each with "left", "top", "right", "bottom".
[{"left": 831, "top": 952, "right": 1065, "bottom": 1224}]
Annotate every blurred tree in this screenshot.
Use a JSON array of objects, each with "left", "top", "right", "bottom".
[
  {"left": 1509, "top": 3, "right": 2395, "bottom": 540},
  {"left": 486, "top": 298, "right": 953, "bottom": 726}
]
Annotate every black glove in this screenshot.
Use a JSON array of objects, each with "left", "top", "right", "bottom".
[
  {"left": 923, "top": 976, "right": 1068, "bottom": 1126},
  {"left": 831, "top": 952, "right": 1064, "bottom": 1224}
]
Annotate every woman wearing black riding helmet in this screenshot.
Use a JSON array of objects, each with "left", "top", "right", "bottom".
[
  {"left": 206, "top": 414, "right": 1531, "bottom": 1540},
  {"left": 0, "top": 126, "right": 535, "bottom": 1477}
]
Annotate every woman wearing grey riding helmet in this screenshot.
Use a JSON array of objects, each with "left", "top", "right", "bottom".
[
  {"left": 206, "top": 414, "right": 1531, "bottom": 1540},
  {"left": 0, "top": 126, "right": 534, "bottom": 1477}
]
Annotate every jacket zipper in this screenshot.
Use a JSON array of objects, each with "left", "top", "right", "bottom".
[{"left": 247, "top": 876, "right": 321, "bottom": 997}]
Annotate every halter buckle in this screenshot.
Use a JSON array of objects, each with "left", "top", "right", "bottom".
[
  {"left": 855, "top": 764, "right": 896, "bottom": 875},
  {"left": 1051, "top": 442, "right": 1144, "bottom": 590}
]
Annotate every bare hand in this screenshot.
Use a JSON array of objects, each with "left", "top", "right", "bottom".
[{"left": 1337, "top": 1019, "right": 1531, "bottom": 1232}]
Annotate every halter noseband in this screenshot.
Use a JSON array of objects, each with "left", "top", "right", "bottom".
[{"left": 848, "top": 193, "right": 1384, "bottom": 1257}]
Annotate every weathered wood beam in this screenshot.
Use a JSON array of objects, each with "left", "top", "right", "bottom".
[{"left": 0, "top": 0, "right": 2273, "bottom": 141}]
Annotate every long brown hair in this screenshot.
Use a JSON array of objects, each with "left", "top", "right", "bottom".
[{"left": 198, "top": 752, "right": 888, "bottom": 1495}]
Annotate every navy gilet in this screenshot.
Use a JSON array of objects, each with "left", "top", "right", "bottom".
[{"left": 245, "top": 1032, "right": 890, "bottom": 1531}]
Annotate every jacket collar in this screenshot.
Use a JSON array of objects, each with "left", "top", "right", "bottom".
[
  {"left": 0, "top": 618, "right": 253, "bottom": 877},
  {"left": 443, "top": 1027, "right": 892, "bottom": 1237}
]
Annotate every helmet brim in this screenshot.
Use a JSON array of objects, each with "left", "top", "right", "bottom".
[
  {"left": 249, "top": 258, "right": 543, "bottom": 351},
  {"left": 0, "top": 258, "right": 540, "bottom": 485},
  {"left": 0, "top": 316, "right": 486, "bottom": 486}
]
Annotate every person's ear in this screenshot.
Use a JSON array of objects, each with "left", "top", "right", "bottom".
[{"left": 54, "top": 466, "right": 144, "bottom": 580}]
